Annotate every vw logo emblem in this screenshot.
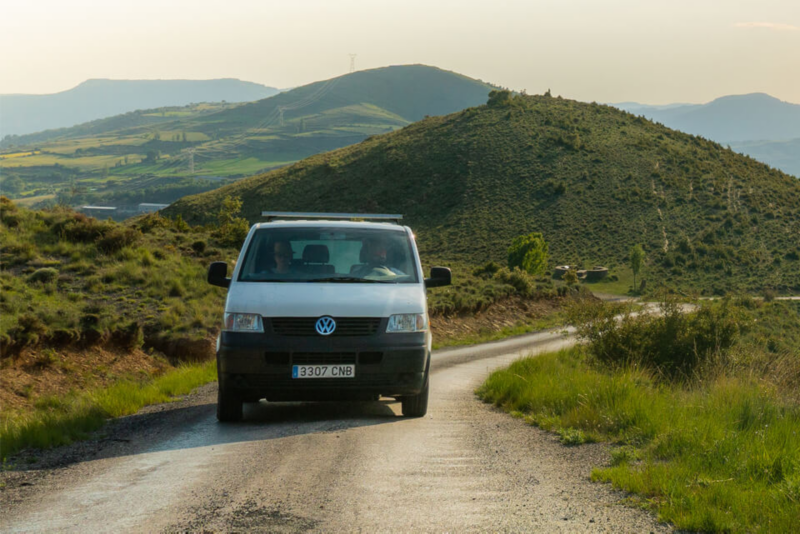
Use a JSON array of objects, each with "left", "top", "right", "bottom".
[{"left": 315, "top": 316, "right": 336, "bottom": 336}]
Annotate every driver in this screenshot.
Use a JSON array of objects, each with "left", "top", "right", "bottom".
[
  {"left": 270, "top": 240, "right": 294, "bottom": 274},
  {"left": 352, "top": 237, "right": 404, "bottom": 277}
]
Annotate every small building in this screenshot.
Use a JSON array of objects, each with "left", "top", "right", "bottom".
[
  {"left": 138, "top": 203, "right": 170, "bottom": 213},
  {"left": 79, "top": 206, "right": 117, "bottom": 216}
]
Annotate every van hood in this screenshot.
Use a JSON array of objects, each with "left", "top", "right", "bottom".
[{"left": 225, "top": 283, "right": 426, "bottom": 318}]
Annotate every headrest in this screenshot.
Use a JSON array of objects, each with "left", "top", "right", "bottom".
[
  {"left": 359, "top": 245, "right": 367, "bottom": 263},
  {"left": 303, "top": 244, "right": 329, "bottom": 263}
]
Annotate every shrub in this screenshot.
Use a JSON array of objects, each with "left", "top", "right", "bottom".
[
  {"left": 97, "top": 227, "right": 140, "bottom": 254},
  {"left": 8, "top": 313, "right": 48, "bottom": 347},
  {"left": 507, "top": 232, "right": 549, "bottom": 275},
  {"left": 27, "top": 267, "right": 59, "bottom": 284},
  {"left": 215, "top": 196, "right": 250, "bottom": 248},
  {"left": 53, "top": 213, "right": 112, "bottom": 243},
  {"left": 191, "top": 240, "right": 207, "bottom": 254},
  {"left": 110, "top": 321, "right": 144, "bottom": 351},
  {"left": 487, "top": 89, "right": 513, "bottom": 107},
  {"left": 567, "top": 299, "right": 748, "bottom": 378},
  {"left": 494, "top": 267, "right": 534, "bottom": 297},
  {"left": 472, "top": 261, "right": 501, "bottom": 278}
]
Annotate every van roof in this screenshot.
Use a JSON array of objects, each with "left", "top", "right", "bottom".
[{"left": 252, "top": 220, "right": 410, "bottom": 232}]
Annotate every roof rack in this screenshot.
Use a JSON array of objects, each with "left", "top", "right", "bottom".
[{"left": 261, "top": 212, "right": 403, "bottom": 224}]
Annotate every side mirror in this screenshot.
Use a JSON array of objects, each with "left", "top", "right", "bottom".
[
  {"left": 208, "top": 261, "right": 231, "bottom": 288},
  {"left": 424, "top": 266, "right": 451, "bottom": 289}
]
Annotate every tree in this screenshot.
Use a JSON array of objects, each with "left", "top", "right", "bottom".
[
  {"left": 487, "top": 89, "right": 513, "bottom": 108},
  {"left": 216, "top": 195, "right": 249, "bottom": 247},
  {"left": 630, "top": 244, "right": 646, "bottom": 291},
  {"left": 507, "top": 233, "right": 549, "bottom": 276},
  {"left": 1, "top": 175, "right": 24, "bottom": 195}
]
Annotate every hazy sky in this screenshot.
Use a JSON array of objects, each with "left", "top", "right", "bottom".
[{"left": 2, "top": 0, "right": 798, "bottom": 104}]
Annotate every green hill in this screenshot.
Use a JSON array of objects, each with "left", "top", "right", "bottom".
[
  {"left": 0, "top": 78, "right": 279, "bottom": 138},
  {"left": 167, "top": 91, "right": 800, "bottom": 295},
  {"left": 1, "top": 65, "right": 494, "bottom": 211}
]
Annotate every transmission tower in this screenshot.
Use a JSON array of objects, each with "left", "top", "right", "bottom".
[
  {"left": 349, "top": 54, "right": 357, "bottom": 73},
  {"left": 278, "top": 107, "right": 285, "bottom": 126},
  {"left": 188, "top": 149, "right": 195, "bottom": 174}
]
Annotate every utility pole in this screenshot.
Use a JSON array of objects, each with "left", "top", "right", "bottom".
[
  {"left": 349, "top": 54, "right": 357, "bottom": 73},
  {"left": 188, "top": 149, "right": 195, "bottom": 174}
]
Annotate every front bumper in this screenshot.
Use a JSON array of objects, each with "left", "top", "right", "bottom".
[{"left": 217, "top": 327, "right": 429, "bottom": 401}]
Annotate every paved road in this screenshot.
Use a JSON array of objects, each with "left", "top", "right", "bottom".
[{"left": 1, "top": 330, "right": 669, "bottom": 533}]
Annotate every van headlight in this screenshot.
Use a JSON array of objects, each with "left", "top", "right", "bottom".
[
  {"left": 224, "top": 313, "right": 264, "bottom": 333},
  {"left": 386, "top": 313, "right": 427, "bottom": 333}
]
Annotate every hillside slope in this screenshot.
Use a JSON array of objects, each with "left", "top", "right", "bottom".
[
  {"left": 1, "top": 65, "right": 494, "bottom": 211},
  {"left": 0, "top": 78, "right": 279, "bottom": 138},
  {"left": 168, "top": 92, "right": 800, "bottom": 294}
]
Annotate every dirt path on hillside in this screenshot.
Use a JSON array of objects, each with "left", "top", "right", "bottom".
[{"left": 0, "top": 330, "right": 670, "bottom": 533}]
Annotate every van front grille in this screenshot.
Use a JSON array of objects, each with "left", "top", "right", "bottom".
[
  {"left": 291, "top": 352, "right": 357, "bottom": 365},
  {"left": 270, "top": 317, "right": 382, "bottom": 337}
]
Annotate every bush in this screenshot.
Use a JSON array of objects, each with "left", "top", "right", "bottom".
[
  {"left": 53, "top": 213, "right": 113, "bottom": 244},
  {"left": 110, "top": 321, "right": 144, "bottom": 351},
  {"left": 494, "top": 267, "right": 534, "bottom": 297},
  {"left": 507, "top": 232, "right": 549, "bottom": 275},
  {"left": 96, "top": 226, "right": 140, "bottom": 253},
  {"left": 487, "top": 89, "right": 513, "bottom": 107},
  {"left": 8, "top": 313, "right": 48, "bottom": 347},
  {"left": 191, "top": 240, "right": 207, "bottom": 254},
  {"left": 567, "top": 299, "right": 748, "bottom": 378},
  {"left": 27, "top": 267, "right": 59, "bottom": 284},
  {"left": 472, "top": 261, "right": 501, "bottom": 278}
]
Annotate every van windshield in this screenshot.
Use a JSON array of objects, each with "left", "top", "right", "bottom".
[{"left": 237, "top": 227, "right": 419, "bottom": 284}]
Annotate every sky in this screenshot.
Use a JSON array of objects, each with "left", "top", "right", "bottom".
[{"left": 1, "top": 0, "right": 798, "bottom": 104}]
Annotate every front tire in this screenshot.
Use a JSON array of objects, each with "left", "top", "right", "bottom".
[
  {"left": 217, "top": 385, "right": 243, "bottom": 422},
  {"left": 401, "top": 374, "right": 429, "bottom": 417}
]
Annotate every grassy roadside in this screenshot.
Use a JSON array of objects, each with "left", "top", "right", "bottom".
[
  {"left": 477, "top": 348, "right": 800, "bottom": 532},
  {"left": 477, "top": 301, "right": 800, "bottom": 532},
  {"left": 1, "top": 360, "right": 216, "bottom": 461},
  {"left": 432, "top": 311, "right": 565, "bottom": 350}
]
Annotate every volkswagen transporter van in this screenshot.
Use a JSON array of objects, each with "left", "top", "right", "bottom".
[{"left": 207, "top": 212, "right": 451, "bottom": 422}]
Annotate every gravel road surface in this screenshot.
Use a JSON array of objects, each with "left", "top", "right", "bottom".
[{"left": 0, "top": 329, "right": 669, "bottom": 533}]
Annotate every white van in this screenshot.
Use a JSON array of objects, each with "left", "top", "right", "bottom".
[{"left": 207, "top": 212, "right": 451, "bottom": 422}]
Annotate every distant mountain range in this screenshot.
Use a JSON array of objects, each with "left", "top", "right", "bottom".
[
  {"left": 731, "top": 138, "right": 800, "bottom": 178},
  {"left": 0, "top": 79, "right": 280, "bottom": 138},
  {"left": 612, "top": 93, "right": 800, "bottom": 177},
  {"left": 612, "top": 93, "right": 800, "bottom": 142}
]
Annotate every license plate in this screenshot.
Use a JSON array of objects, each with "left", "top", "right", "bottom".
[{"left": 292, "top": 364, "right": 356, "bottom": 379}]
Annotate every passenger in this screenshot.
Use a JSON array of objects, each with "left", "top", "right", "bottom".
[
  {"left": 271, "top": 240, "right": 294, "bottom": 274},
  {"left": 353, "top": 237, "right": 404, "bottom": 277}
]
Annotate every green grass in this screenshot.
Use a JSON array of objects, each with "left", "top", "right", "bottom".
[
  {"left": 0, "top": 360, "right": 217, "bottom": 461},
  {"left": 0, "top": 199, "right": 237, "bottom": 357},
  {"left": 433, "top": 311, "right": 565, "bottom": 349},
  {"left": 478, "top": 348, "right": 800, "bottom": 532}
]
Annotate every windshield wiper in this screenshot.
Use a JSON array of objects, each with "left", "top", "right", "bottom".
[{"left": 308, "top": 276, "right": 393, "bottom": 283}]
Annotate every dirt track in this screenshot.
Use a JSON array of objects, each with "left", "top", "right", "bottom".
[{"left": 0, "top": 330, "right": 669, "bottom": 533}]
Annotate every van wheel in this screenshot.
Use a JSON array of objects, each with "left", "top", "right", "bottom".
[
  {"left": 401, "top": 374, "right": 429, "bottom": 417},
  {"left": 217, "top": 386, "right": 243, "bottom": 422}
]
